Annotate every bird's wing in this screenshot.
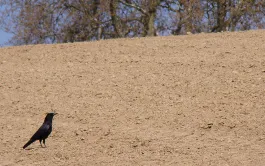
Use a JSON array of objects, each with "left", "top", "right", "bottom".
[{"left": 30, "top": 123, "right": 51, "bottom": 140}]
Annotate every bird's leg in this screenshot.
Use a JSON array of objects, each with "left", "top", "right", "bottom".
[
  {"left": 43, "top": 139, "right": 46, "bottom": 148},
  {"left": 39, "top": 140, "right": 43, "bottom": 147}
]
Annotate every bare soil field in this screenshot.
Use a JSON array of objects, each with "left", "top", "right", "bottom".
[{"left": 0, "top": 30, "right": 265, "bottom": 166}]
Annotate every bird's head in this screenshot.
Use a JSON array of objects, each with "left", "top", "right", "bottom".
[{"left": 44, "top": 112, "right": 58, "bottom": 122}]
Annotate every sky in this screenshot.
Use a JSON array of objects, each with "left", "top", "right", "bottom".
[{"left": 0, "top": 30, "right": 12, "bottom": 47}]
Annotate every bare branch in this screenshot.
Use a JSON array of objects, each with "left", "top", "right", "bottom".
[{"left": 118, "top": 0, "right": 147, "bottom": 15}]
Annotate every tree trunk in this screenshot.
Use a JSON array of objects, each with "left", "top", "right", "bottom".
[
  {"left": 213, "top": 0, "right": 227, "bottom": 32},
  {"left": 144, "top": 0, "right": 161, "bottom": 36},
  {"left": 147, "top": 11, "right": 156, "bottom": 36},
  {"left": 110, "top": 0, "right": 123, "bottom": 37}
]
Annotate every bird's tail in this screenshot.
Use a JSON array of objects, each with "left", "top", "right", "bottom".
[{"left": 23, "top": 139, "right": 35, "bottom": 149}]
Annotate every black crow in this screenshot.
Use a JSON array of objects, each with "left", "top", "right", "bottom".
[{"left": 23, "top": 113, "right": 57, "bottom": 149}]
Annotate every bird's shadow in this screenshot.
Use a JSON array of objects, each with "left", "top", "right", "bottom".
[{"left": 23, "top": 146, "right": 46, "bottom": 150}]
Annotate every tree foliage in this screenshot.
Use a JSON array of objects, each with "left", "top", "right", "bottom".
[{"left": 0, "top": 0, "right": 265, "bottom": 45}]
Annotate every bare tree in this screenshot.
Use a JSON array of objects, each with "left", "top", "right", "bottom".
[
  {"left": 203, "top": 0, "right": 265, "bottom": 32},
  {"left": 0, "top": 0, "right": 264, "bottom": 45}
]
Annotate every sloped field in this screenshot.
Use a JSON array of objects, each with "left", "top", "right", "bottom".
[{"left": 0, "top": 30, "right": 265, "bottom": 166}]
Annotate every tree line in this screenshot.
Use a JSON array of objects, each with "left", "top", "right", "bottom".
[{"left": 0, "top": 0, "right": 264, "bottom": 45}]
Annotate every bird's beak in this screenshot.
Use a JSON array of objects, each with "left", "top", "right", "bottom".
[{"left": 54, "top": 113, "right": 58, "bottom": 115}]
